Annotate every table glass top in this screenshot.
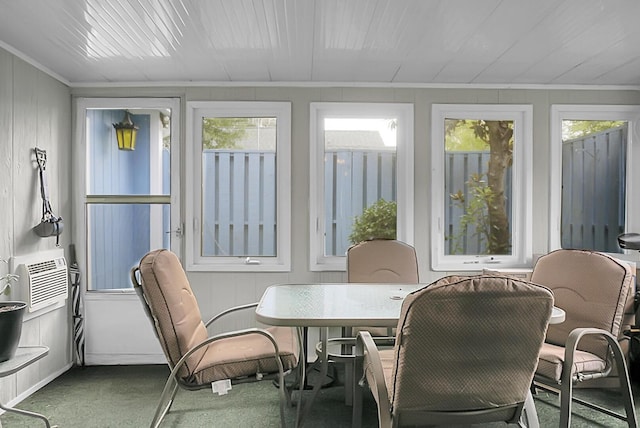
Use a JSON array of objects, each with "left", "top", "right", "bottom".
[{"left": 256, "top": 283, "right": 422, "bottom": 327}]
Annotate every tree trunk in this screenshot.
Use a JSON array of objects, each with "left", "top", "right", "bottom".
[{"left": 485, "top": 121, "right": 513, "bottom": 254}]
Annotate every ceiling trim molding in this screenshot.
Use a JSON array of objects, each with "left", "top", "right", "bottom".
[
  {"left": 0, "top": 41, "right": 70, "bottom": 86},
  {"left": 69, "top": 79, "right": 640, "bottom": 91}
]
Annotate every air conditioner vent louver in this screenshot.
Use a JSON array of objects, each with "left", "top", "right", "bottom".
[
  {"left": 23, "top": 256, "right": 68, "bottom": 312},
  {"left": 27, "top": 260, "right": 58, "bottom": 275}
]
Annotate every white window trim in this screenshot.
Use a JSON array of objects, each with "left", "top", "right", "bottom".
[
  {"left": 431, "top": 104, "right": 533, "bottom": 271},
  {"left": 549, "top": 105, "right": 640, "bottom": 253},
  {"left": 185, "top": 101, "right": 291, "bottom": 272},
  {"left": 309, "top": 102, "right": 414, "bottom": 272}
]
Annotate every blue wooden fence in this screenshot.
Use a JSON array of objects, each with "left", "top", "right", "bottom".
[
  {"left": 202, "top": 151, "right": 277, "bottom": 256},
  {"left": 201, "top": 149, "right": 397, "bottom": 257},
  {"left": 561, "top": 126, "right": 626, "bottom": 252},
  {"left": 324, "top": 150, "right": 396, "bottom": 256},
  {"left": 202, "top": 149, "right": 515, "bottom": 257}
]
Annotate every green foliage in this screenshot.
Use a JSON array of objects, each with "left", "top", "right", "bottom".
[
  {"left": 562, "top": 120, "right": 625, "bottom": 141},
  {"left": 349, "top": 199, "right": 397, "bottom": 244},
  {"left": 202, "top": 117, "right": 251, "bottom": 149},
  {"left": 448, "top": 174, "right": 494, "bottom": 254},
  {"left": 445, "top": 119, "right": 490, "bottom": 151}
]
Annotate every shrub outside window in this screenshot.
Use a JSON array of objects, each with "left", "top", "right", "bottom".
[{"left": 309, "top": 102, "right": 414, "bottom": 271}]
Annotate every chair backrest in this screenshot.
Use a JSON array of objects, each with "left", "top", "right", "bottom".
[
  {"left": 530, "top": 249, "right": 633, "bottom": 359},
  {"left": 389, "top": 275, "right": 553, "bottom": 416},
  {"left": 347, "top": 240, "right": 419, "bottom": 283},
  {"left": 134, "top": 249, "right": 208, "bottom": 378}
]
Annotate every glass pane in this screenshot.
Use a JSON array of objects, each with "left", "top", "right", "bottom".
[
  {"left": 444, "top": 119, "right": 513, "bottom": 256},
  {"left": 87, "top": 203, "right": 170, "bottom": 290},
  {"left": 201, "top": 117, "right": 277, "bottom": 256},
  {"left": 561, "top": 120, "right": 627, "bottom": 252},
  {"left": 87, "top": 109, "right": 171, "bottom": 195},
  {"left": 323, "top": 118, "right": 397, "bottom": 256}
]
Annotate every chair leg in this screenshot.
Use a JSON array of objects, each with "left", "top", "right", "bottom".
[
  {"left": 352, "top": 357, "right": 364, "bottom": 428},
  {"left": 559, "top": 372, "right": 574, "bottom": 428},
  {"left": 277, "top": 368, "right": 291, "bottom": 428},
  {"left": 609, "top": 339, "right": 638, "bottom": 428},
  {"left": 519, "top": 390, "right": 540, "bottom": 428},
  {"left": 558, "top": 329, "right": 638, "bottom": 428},
  {"left": 151, "top": 377, "right": 179, "bottom": 428},
  {"left": 344, "top": 358, "right": 354, "bottom": 405},
  {"left": 0, "top": 401, "right": 53, "bottom": 427}
]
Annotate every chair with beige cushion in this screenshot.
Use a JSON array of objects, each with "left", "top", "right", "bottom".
[
  {"left": 130, "top": 249, "right": 299, "bottom": 428},
  {"left": 319, "top": 239, "right": 419, "bottom": 404},
  {"left": 347, "top": 239, "right": 419, "bottom": 283},
  {"left": 353, "top": 274, "right": 553, "bottom": 428},
  {"left": 347, "top": 239, "right": 419, "bottom": 337},
  {"left": 531, "top": 249, "right": 637, "bottom": 427}
]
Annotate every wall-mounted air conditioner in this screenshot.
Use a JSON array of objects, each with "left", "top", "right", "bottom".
[{"left": 10, "top": 248, "right": 69, "bottom": 318}]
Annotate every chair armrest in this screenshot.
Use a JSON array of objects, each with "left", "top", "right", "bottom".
[
  {"left": 563, "top": 327, "right": 624, "bottom": 383},
  {"left": 171, "top": 327, "right": 285, "bottom": 383},
  {"left": 355, "top": 331, "right": 392, "bottom": 427},
  {"left": 204, "top": 302, "right": 259, "bottom": 328}
]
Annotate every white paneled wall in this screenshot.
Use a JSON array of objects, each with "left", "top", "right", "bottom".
[{"left": 0, "top": 48, "right": 72, "bottom": 410}]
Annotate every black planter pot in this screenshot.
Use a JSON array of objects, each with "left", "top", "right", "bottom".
[{"left": 0, "top": 301, "right": 27, "bottom": 363}]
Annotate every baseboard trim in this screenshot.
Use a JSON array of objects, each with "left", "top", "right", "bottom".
[{"left": 84, "top": 353, "right": 166, "bottom": 365}]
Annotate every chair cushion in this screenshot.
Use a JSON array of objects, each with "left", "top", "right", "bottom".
[
  {"left": 389, "top": 275, "right": 553, "bottom": 412},
  {"left": 536, "top": 342, "right": 607, "bottom": 382},
  {"left": 347, "top": 240, "right": 419, "bottom": 283},
  {"left": 190, "top": 326, "right": 299, "bottom": 386},
  {"left": 347, "top": 240, "right": 418, "bottom": 339},
  {"left": 531, "top": 249, "right": 633, "bottom": 360},
  {"left": 364, "top": 348, "right": 395, "bottom": 408},
  {"left": 139, "top": 250, "right": 209, "bottom": 379}
]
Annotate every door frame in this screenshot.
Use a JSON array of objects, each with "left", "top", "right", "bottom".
[{"left": 73, "top": 97, "right": 181, "bottom": 364}]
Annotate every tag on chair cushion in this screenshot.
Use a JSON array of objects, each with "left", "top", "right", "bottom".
[{"left": 211, "top": 379, "right": 232, "bottom": 395}]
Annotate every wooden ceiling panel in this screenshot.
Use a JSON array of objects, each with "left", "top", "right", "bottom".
[{"left": 0, "top": 0, "right": 638, "bottom": 86}]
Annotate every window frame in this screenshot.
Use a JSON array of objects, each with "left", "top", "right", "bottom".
[
  {"left": 549, "top": 105, "right": 640, "bottom": 253},
  {"left": 431, "top": 104, "right": 533, "bottom": 271},
  {"left": 185, "top": 101, "right": 291, "bottom": 272},
  {"left": 309, "top": 102, "right": 414, "bottom": 272}
]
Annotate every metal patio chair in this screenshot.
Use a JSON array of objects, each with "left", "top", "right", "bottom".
[
  {"left": 353, "top": 274, "right": 554, "bottom": 428},
  {"left": 131, "top": 249, "right": 299, "bottom": 428}
]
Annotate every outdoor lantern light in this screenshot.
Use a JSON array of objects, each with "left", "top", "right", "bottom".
[{"left": 113, "top": 111, "right": 138, "bottom": 151}]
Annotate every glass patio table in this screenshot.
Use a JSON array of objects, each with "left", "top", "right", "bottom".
[
  {"left": 255, "top": 283, "right": 419, "bottom": 426},
  {"left": 255, "top": 283, "right": 565, "bottom": 427}
]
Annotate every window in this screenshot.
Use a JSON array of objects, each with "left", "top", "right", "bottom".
[
  {"left": 431, "top": 104, "right": 532, "bottom": 271},
  {"left": 75, "top": 98, "right": 180, "bottom": 290},
  {"left": 309, "top": 103, "right": 414, "bottom": 271},
  {"left": 186, "top": 102, "right": 291, "bottom": 271},
  {"left": 550, "top": 105, "right": 640, "bottom": 253}
]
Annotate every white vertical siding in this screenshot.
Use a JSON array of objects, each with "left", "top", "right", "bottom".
[{"left": 0, "top": 48, "right": 72, "bottom": 408}]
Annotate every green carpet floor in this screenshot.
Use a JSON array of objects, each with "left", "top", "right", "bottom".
[{"left": 1, "top": 364, "right": 638, "bottom": 427}]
